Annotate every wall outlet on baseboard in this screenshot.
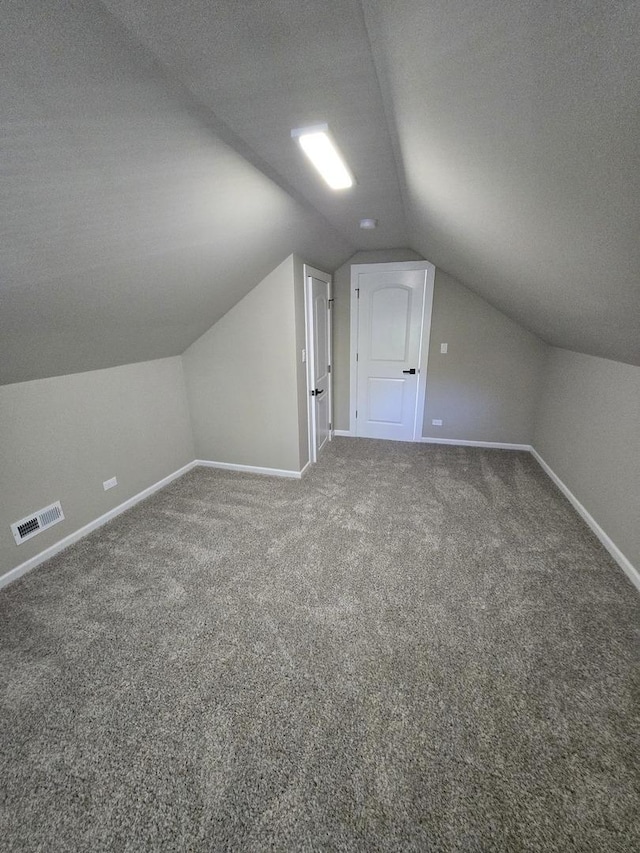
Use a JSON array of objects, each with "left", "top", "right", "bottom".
[
  {"left": 431, "top": 419, "right": 443, "bottom": 426},
  {"left": 103, "top": 477, "right": 118, "bottom": 491},
  {"left": 440, "top": 343, "right": 448, "bottom": 353}
]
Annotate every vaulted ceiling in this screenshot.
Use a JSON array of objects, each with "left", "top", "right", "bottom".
[{"left": 2, "top": 1, "right": 639, "bottom": 384}]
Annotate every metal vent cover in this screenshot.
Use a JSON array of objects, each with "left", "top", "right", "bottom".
[{"left": 11, "top": 501, "right": 64, "bottom": 545}]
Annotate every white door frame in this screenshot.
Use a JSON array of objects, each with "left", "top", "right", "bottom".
[
  {"left": 349, "top": 261, "right": 435, "bottom": 440},
  {"left": 304, "top": 264, "right": 333, "bottom": 464}
]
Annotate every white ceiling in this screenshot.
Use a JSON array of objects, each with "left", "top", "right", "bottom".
[{"left": 2, "top": 0, "right": 639, "bottom": 383}]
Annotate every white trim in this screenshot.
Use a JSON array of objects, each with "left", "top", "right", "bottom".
[
  {"left": 349, "top": 279, "right": 359, "bottom": 435},
  {"left": 196, "top": 460, "right": 304, "bottom": 479},
  {"left": 349, "top": 261, "right": 436, "bottom": 272},
  {"left": 419, "top": 438, "right": 533, "bottom": 451},
  {"left": 324, "top": 433, "right": 638, "bottom": 591},
  {"left": 349, "top": 261, "right": 436, "bottom": 440},
  {"left": 299, "top": 459, "right": 312, "bottom": 478},
  {"left": 530, "top": 448, "right": 640, "bottom": 593},
  {"left": 0, "top": 461, "right": 198, "bottom": 591},
  {"left": 0, "top": 455, "right": 311, "bottom": 591},
  {"left": 303, "top": 264, "right": 333, "bottom": 465},
  {"left": 2, "top": 446, "right": 636, "bottom": 600},
  {"left": 333, "top": 432, "right": 529, "bottom": 449},
  {"left": 414, "top": 270, "right": 435, "bottom": 440}
]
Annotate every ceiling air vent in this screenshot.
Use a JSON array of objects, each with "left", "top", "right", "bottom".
[{"left": 11, "top": 501, "right": 64, "bottom": 545}]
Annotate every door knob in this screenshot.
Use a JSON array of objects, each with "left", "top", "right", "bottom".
[
  {"left": 402, "top": 368, "right": 416, "bottom": 374},
  {"left": 311, "top": 388, "right": 325, "bottom": 396}
]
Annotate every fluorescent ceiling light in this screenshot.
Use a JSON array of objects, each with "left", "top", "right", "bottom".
[{"left": 292, "top": 124, "right": 354, "bottom": 190}]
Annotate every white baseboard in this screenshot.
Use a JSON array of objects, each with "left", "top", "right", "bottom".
[
  {"left": 530, "top": 448, "right": 639, "bottom": 593},
  {"left": 5, "top": 448, "right": 636, "bottom": 598},
  {"left": 299, "top": 459, "right": 312, "bottom": 478},
  {"left": 196, "top": 459, "right": 304, "bottom": 479},
  {"left": 0, "top": 461, "right": 198, "bottom": 591},
  {"left": 332, "top": 431, "right": 529, "bottom": 450},
  {"left": 419, "top": 437, "right": 532, "bottom": 451},
  {"left": 0, "top": 456, "right": 306, "bottom": 591}
]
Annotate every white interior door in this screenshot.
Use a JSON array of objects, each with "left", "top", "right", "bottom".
[
  {"left": 350, "top": 263, "right": 434, "bottom": 441},
  {"left": 305, "top": 266, "right": 332, "bottom": 462}
]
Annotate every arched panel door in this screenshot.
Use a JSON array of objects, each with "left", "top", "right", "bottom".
[{"left": 353, "top": 267, "right": 430, "bottom": 441}]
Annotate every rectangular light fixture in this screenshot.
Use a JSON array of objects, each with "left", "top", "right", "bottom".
[{"left": 291, "top": 124, "right": 354, "bottom": 190}]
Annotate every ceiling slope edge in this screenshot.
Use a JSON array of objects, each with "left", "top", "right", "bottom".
[{"left": 96, "top": 0, "right": 354, "bottom": 254}]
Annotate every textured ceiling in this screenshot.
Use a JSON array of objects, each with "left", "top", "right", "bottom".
[
  {"left": 2, "top": 0, "right": 639, "bottom": 384},
  {"left": 101, "top": 0, "right": 409, "bottom": 250},
  {"left": 0, "top": 0, "right": 353, "bottom": 384},
  {"left": 362, "top": 0, "right": 640, "bottom": 365}
]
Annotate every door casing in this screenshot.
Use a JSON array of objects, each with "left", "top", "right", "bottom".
[
  {"left": 304, "top": 264, "right": 332, "bottom": 464},
  {"left": 349, "top": 261, "right": 435, "bottom": 440}
]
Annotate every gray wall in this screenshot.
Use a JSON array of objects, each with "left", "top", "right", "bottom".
[
  {"left": 182, "top": 256, "right": 304, "bottom": 472},
  {"left": 422, "top": 271, "right": 546, "bottom": 443},
  {"left": 533, "top": 348, "right": 640, "bottom": 571},
  {"left": 0, "top": 357, "right": 194, "bottom": 578},
  {"left": 333, "top": 254, "right": 546, "bottom": 443}
]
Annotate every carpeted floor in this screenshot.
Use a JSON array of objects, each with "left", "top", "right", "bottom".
[{"left": 1, "top": 438, "right": 639, "bottom": 851}]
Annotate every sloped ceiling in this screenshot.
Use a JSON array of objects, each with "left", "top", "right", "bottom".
[
  {"left": 362, "top": 0, "right": 640, "bottom": 365},
  {"left": 0, "top": 0, "right": 354, "bottom": 385},
  {"left": 2, "top": 1, "right": 639, "bottom": 384}
]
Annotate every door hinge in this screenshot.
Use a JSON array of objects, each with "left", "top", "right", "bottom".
[
  {"left": 327, "top": 364, "right": 331, "bottom": 373},
  {"left": 355, "top": 288, "right": 360, "bottom": 299},
  {"left": 356, "top": 353, "right": 359, "bottom": 362},
  {"left": 329, "top": 422, "right": 332, "bottom": 430},
  {"left": 355, "top": 409, "right": 358, "bottom": 418},
  {"left": 328, "top": 298, "right": 334, "bottom": 307}
]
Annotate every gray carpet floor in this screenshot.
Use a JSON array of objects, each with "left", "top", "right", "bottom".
[{"left": 1, "top": 438, "right": 639, "bottom": 851}]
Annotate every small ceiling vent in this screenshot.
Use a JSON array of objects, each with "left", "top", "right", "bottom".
[{"left": 11, "top": 501, "right": 64, "bottom": 545}]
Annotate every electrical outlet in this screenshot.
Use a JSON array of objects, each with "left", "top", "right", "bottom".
[
  {"left": 431, "top": 419, "right": 443, "bottom": 427},
  {"left": 440, "top": 343, "right": 448, "bottom": 354},
  {"left": 103, "top": 477, "right": 118, "bottom": 491}
]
